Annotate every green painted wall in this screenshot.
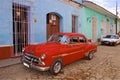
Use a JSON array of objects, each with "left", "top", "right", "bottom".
[{"left": 82, "top": 7, "right": 115, "bottom": 40}]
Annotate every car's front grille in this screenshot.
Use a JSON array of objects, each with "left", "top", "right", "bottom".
[{"left": 24, "top": 53, "right": 39, "bottom": 64}]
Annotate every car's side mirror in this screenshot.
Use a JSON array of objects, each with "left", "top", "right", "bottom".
[{"left": 68, "top": 44, "right": 73, "bottom": 47}]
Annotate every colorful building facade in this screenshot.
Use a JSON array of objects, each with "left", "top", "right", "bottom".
[
  {"left": 0, "top": 0, "right": 34, "bottom": 59},
  {"left": 0, "top": 0, "right": 119, "bottom": 60},
  {"left": 82, "top": 1, "right": 116, "bottom": 43},
  {"left": 0, "top": 0, "right": 82, "bottom": 59}
]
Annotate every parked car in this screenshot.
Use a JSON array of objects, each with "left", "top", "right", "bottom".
[
  {"left": 101, "top": 34, "right": 120, "bottom": 46},
  {"left": 21, "top": 32, "right": 97, "bottom": 75}
]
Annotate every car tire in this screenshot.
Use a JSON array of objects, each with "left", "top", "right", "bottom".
[
  {"left": 87, "top": 51, "right": 94, "bottom": 60},
  {"left": 112, "top": 42, "right": 116, "bottom": 46},
  {"left": 50, "top": 60, "right": 62, "bottom": 75}
]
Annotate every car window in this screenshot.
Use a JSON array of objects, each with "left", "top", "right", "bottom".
[
  {"left": 104, "top": 35, "right": 111, "bottom": 38},
  {"left": 79, "top": 36, "right": 86, "bottom": 43},
  {"left": 104, "top": 35, "right": 118, "bottom": 39},
  {"left": 48, "top": 34, "right": 60, "bottom": 42},
  {"left": 48, "top": 34, "right": 69, "bottom": 44},
  {"left": 111, "top": 35, "right": 119, "bottom": 39},
  {"left": 111, "top": 35, "right": 116, "bottom": 39},
  {"left": 70, "top": 36, "right": 79, "bottom": 44},
  {"left": 59, "top": 35, "right": 69, "bottom": 44}
]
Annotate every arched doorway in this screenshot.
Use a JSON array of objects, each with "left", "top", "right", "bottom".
[{"left": 46, "top": 13, "right": 60, "bottom": 39}]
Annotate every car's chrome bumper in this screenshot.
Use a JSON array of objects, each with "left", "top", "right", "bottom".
[
  {"left": 22, "top": 61, "right": 50, "bottom": 71},
  {"left": 21, "top": 57, "right": 49, "bottom": 71},
  {"left": 32, "top": 65, "right": 49, "bottom": 71},
  {"left": 101, "top": 41, "right": 115, "bottom": 45}
]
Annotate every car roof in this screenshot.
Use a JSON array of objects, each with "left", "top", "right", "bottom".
[{"left": 54, "top": 32, "right": 85, "bottom": 37}]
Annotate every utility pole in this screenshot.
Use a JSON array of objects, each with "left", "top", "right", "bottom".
[{"left": 116, "top": 0, "right": 118, "bottom": 34}]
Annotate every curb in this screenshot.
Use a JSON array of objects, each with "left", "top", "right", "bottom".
[{"left": 0, "top": 58, "right": 21, "bottom": 68}]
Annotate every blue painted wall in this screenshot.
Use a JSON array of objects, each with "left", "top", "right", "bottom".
[
  {"left": 32, "top": 0, "right": 82, "bottom": 43},
  {"left": 0, "top": 0, "right": 34, "bottom": 46},
  {"left": 0, "top": 0, "right": 12, "bottom": 45},
  {"left": 0, "top": 0, "right": 82, "bottom": 46}
]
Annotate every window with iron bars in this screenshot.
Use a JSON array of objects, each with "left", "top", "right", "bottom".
[{"left": 12, "top": 1, "right": 33, "bottom": 56}]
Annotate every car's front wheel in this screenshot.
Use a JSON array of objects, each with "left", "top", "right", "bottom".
[{"left": 50, "top": 60, "right": 62, "bottom": 75}]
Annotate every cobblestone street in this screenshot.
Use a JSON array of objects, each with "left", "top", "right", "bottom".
[{"left": 0, "top": 45, "right": 120, "bottom": 80}]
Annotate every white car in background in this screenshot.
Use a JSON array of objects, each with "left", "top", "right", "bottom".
[{"left": 101, "top": 34, "right": 120, "bottom": 46}]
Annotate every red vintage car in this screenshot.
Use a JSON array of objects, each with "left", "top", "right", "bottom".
[{"left": 21, "top": 32, "right": 97, "bottom": 75}]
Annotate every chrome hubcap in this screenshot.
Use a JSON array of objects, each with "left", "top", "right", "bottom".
[
  {"left": 53, "top": 62, "right": 61, "bottom": 73},
  {"left": 89, "top": 53, "right": 93, "bottom": 59}
]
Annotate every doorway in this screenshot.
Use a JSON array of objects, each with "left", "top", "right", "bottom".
[
  {"left": 12, "top": 4, "right": 29, "bottom": 56},
  {"left": 92, "top": 17, "right": 97, "bottom": 43},
  {"left": 46, "top": 13, "right": 60, "bottom": 39}
]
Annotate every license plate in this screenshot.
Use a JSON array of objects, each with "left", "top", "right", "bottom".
[{"left": 23, "top": 62, "right": 29, "bottom": 68}]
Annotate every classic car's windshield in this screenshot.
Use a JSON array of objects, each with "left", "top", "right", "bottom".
[
  {"left": 104, "top": 35, "right": 117, "bottom": 39},
  {"left": 48, "top": 34, "right": 69, "bottom": 44}
]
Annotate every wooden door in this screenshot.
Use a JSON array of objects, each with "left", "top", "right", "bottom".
[
  {"left": 72, "top": 15, "right": 75, "bottom": 33},
  {"left": 92, "top": 17, "right": 97, "bottom": 43},
  {"left": 47, "top": 13, "right": 60, "bottom": 40},
  {"left": 101, "top": 20, "right": 106, "bottom": 38}
]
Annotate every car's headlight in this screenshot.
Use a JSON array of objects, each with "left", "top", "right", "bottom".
[{"left": 41, "top": 54, "right": 46, "bottom": 60}]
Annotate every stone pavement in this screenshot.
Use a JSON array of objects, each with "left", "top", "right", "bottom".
[
  {"left": 0, "top": 45, "right": 120, "bottom": 80},
  {"left": 0, "top": 57, "right": 21, "bottom": 68}
]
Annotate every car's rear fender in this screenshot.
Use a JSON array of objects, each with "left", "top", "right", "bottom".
[{"left": 84, "top": 45, "right": 97, "bottom": 57}]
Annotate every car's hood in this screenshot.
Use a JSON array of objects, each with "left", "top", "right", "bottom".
[
  {"left": 102, "top": 38, "right": 117, "bottom": 42},
  {"left": 24, "top": 42, "right": 65, "bottom": 57}
]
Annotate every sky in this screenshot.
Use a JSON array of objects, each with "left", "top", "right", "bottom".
[{"left": 88, "top": 0, "right": 120, "bottom": 17}]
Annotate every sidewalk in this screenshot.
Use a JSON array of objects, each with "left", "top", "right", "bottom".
[{"left": 0, "top": 58, "right": 21, "bottom": 68}]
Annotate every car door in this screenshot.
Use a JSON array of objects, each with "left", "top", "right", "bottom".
[
  {"left": 62, "top": 36, "right": 84, "bottom": 64},
  {"left": 79, "top": 36, "right": 88, "bottom": 56}
]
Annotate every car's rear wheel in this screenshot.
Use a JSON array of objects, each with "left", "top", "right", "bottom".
[
  {"left": 50, "top": 60, "right": 62, "bottom": 75},
  {"left": 87, "top": 51, "right": 94, "bottom": 60}
]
